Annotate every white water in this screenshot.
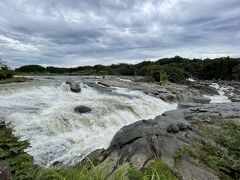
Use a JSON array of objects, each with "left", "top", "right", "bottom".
[
  {"left": 0, "top": 80, "right": 177, "bottom": 166},
  {"left": 204, "top": 83, "right": 231, "bottom": 103},
  {"left": 186, "top": 78, "right": 195, "bottom": 82}
]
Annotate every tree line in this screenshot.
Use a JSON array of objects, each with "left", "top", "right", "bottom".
[{"left": 15, "top": 56, "right": 240, "bottom": 82}]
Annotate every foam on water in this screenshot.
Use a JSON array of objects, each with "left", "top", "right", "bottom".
[
  {"left": 0, "top": 82, "right": 177, "bottom": 166},
  {"left": 204, "top": 83, "right": 231, "bottom": 103}
]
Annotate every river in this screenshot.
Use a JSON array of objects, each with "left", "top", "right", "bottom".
[{"left": 0, "top": 76, "right": 177, "bottom": 166}]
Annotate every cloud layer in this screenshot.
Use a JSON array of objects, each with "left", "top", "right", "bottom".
[{"left": 0, "top": 0, "right": 240, "bottom": 67}]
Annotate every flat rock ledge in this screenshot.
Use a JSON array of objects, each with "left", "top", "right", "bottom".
[
  {"left": 85, "top": 79, "right": 211, "bottom": 104},
  {"left": 82, "top": 102, "right": 240, "bottom": 180}
]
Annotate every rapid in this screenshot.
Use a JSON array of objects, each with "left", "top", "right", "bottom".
[{"left": 0, "top": 76, "right": 177, "bottom": 166}]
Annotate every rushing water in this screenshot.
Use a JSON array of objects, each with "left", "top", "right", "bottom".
[
  {"left": 0, "top": 76, "right": 177, "bottom": 166},
  {"left": 204, "top": 83, "right": 231, "bottom": 103}
]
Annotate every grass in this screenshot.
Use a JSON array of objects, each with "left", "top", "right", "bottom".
[
  {"left": 35, "top": 163, "right": 130, "bottom": 180},
  {"left": 0, "top": 77, "right": 31, "bottom": 84},
  {"left": 34, "top": 160, "right": 177, "bottom": 180},
  {"left": 175, "top": 118, "right": 240, "bottom": 179},
  {"left": 128, "top": 159, "right": 178, "bottom": 180}
]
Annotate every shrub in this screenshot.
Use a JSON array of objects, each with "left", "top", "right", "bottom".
[
  {"left": 0, "top": 67, "right": 14, "bottom": 80},
  {"left": 0, "top": 123, "right": 35, "bottom": 180}
]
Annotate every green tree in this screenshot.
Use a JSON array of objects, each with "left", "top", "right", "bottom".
[{"left": 15, "top": 65, "right": 46, "bottom": 73}]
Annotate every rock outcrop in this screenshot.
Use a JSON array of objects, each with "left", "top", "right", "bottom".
[
  {"left": 185, "top": 81, "right": 219, "bottom": 95},
  {"left": 83, "top": 102, "right": 240, "bottom": 179},
  {"left": 66, "top": 81, "right": 81, "bottom": 93},
  {"left": 85, "top": 79, "right": 211, "bottom": 104}
]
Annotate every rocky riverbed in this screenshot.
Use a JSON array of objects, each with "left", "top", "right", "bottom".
[
  {"left": 81, "top": 77, "right": 240, "bottom": 179},
  {"left": 0, "top": 76, "right": 239, "bottom": 179}
]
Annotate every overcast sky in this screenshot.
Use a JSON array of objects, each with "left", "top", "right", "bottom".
[{"left": 0, "top": 0, "right": 240, "bottom": 67}]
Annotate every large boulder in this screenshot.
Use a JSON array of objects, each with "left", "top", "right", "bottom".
[
  {"left": 66, "top": 81, "right": 81, "bottom": 93},
  {"left": 74, "top": 106, "right": 91, "bottom": 114},
  {"left": 83, "top": 102, "right": 240, "bottom": 179}
]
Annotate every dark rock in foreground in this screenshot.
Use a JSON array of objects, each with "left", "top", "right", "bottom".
[
  {"left": 66, "top": 81, "right": 81, "bottom": 93},
  {"left": 83, "top": 102, "right": 240, "bottom": 180},
  {"left": 74, "top": 106, "right": 91, "bottom": 114}
]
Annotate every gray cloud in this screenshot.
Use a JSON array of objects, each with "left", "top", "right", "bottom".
[{"left": 0, "top": 0, "right": 240, "bottom": 67}]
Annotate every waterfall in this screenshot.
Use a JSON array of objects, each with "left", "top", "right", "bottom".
[{"left": 0, "top": 80, "right": 177, "bottom": 166}]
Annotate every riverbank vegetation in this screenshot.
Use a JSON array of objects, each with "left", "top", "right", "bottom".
[
  {"left": 0, "top": 66, "right": 14, "bottom": 81},
  {"left": 0, "top": 59, "right": 32, "bottom": 84},
  {"left": 15, "top": 56, "right": 240, "bottom": 83}
]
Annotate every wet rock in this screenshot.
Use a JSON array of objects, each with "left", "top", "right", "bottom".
[
  {"left": 97, "top": 82, "right": 111, "bottom": 87},
  {"left": 193, "top": 96, "right": 210, "bottom": 104},
  {"left": 51, "top": 161, "right": 64, "bottom": 168},
  {"left": 166, "top": 123, "right": 180, "bottom": 134},
  {"left": 85, "top": 82, "right": 113, "bottom": 93},
  {"left": 74, "top": 106, "right": 91, "bottom": 114},
  {"left": 82, "top": 149, "right": 107, "bottom": 166},
  {"left": 193, "top": 84, "right": 219, "bottom": 95},
  {"left": 230, "top": 97, "right": 240, "bottom": 102},
  {"left": 178, "top": 103, "right": 199, "bottom": 108},
  {"left": 158, "top": 93, "right": 177, "bottom": 102},
  {"left": 66, "top": 81, "right": 81, "bottom": 93}
]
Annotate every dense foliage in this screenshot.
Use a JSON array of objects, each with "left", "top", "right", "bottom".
[
  {"left": 15, "top": 56, "right": 240, "bottom": 82},
  {"left": 0, "top": 59, "right": 14, "bottom": 80},
  {"left": 15, "top": 65, "right": 46, "bottom": 73},
  {"left": 0, "top": 66, "right": 13, "bottom": 80},
  {"left": 0, "top": 123, "right": 35, "bottom": 180}
]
